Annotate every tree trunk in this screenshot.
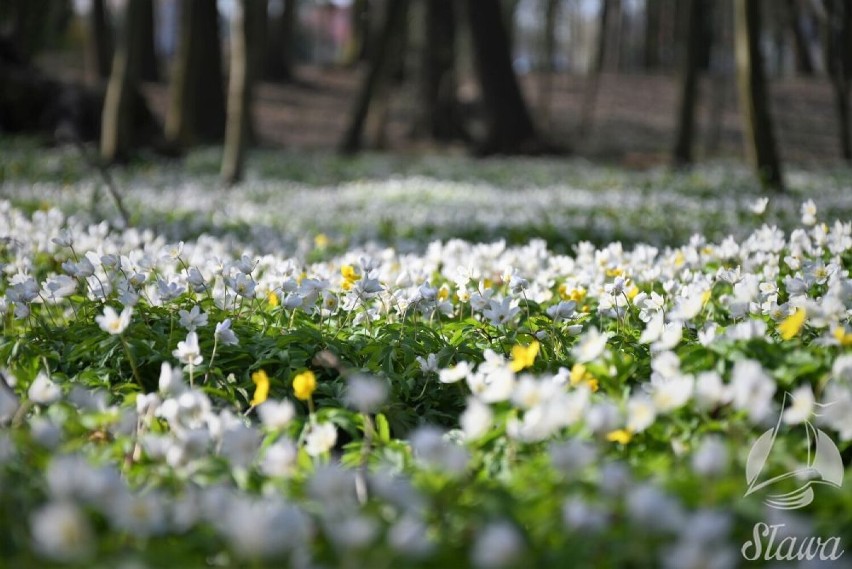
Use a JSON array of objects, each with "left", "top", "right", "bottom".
[
  {"left": 673, "top": 0, "right": 704, "bottom": 165},
  {"left": 825, "top": 0, "right": 852, "bottom": 161},
  {"left": 100, "top": 0, "right": 144, "bottom": 163},
  {"left": 734, "top": 0, "right": 784, "bottom": 191},
  {"left": 221, "top": 0, "right": 258, "bottom": 185},
  {"left": 466, "top": 0, "right": 541, "bottom": 154},
  {"left": 266, "top": 0, "right": 297, "bottom": 81},
  {"left": 85, "top": 0, "right": 112, "bottom": 83},
  {"left": 165, "top": 0, "right": 226, "bottom": 148},
  {"left": 538, "top": 0, "right": 559, "bottom": 127},
  {"left": 137, "top": 0, "right": 158, "bottom": 81},
  {"left": 344, "top": 0, "right": 370, "bottom": 65},
  {"left": 786, "top": 0, "right": 815, "bottom": 75},
  {"left": 339, "top": 0, "right": 409, "bottom": 153},
  {"left": 644, "top": 0, "right": 661, "bottom": 69},
  {"left": 580, "top": 0, "right": 611, "bottom": 135}
]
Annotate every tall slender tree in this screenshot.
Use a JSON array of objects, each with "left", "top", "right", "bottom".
[
  {"left": 580, "top": 0, "right": 611, "bottom": 135},
  {"left": 734, "top": 0, "right": 784, "bottom": 191},
  {"left": 222, "top": 0, "right": 261, "bottom": 185},
  {"left": 465, "top": 0, "right": 541, "bottom": 153},
  {"left": 673, "top": 0, "right": 704, "bottom": 165},
  {"left": 266, "top": 0, "right": 297, "bottom": 81},
  {"left": 85, "top": 0, "right": 112, "bottom": 83},
  {"left": 165, "top": 0, "right": 226, "bottom": 148},
  {"left": 785, "top": 0, "right": 815, "bottom": 75},
  {"left": 137, "top": 0, "right": 158, "bottom": 81},
  {"left": 824, "top": 0, "right": 852, "bottom": 161},
  {"left": 101, "top": 0, "right": 144, "bottom": 162}
]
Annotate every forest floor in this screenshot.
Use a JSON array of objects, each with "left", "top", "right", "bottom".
[
  {"left": 39, "top": 51, "right": 846, "bottom": 168},
  {"left": 151, "top": 66, "right": 845, "bottom": 168}
]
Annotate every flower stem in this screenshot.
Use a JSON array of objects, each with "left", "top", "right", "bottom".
[{"left": 120, "top": 334, "right": 144, "bottom": 388}]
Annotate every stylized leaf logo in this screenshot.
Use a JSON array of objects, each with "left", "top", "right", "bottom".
[{"left": 746, "top": 428, "right": 775, "bottom": 487}]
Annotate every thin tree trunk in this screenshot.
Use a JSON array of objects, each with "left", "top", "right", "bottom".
[
  {"left": 100, "top": 0, "right": 144, "bottom": 163},
  {"left": 644, "top": 0, "right": 661, "bottom": 69},
  {"left": 786, "top": 0, "right": 815, "bottom": 75},
  {"left": 705, "top": 0, "right": 732, "bottom": 156},
  {"left": 673, "top": 0, "right": 704, "bottom": 165},
  {"left": 339, "top": 0, "right": 409, "bottom": 153},
  {"left": 221, "top": 0, "right": 254, "bottom": 185},
  {"left": 825, "top": 0, "right": 852, "bottom": 160},
  {"left": 734, "top": 0, "right": 784, "bottom": 191},
  {"left": 344, "top": 0, "right": 370, "bottom": 65},
  {"left": 85, "top": 0, "right": 113, "bottom": 83},
  {"left": 165, "top": 0, "right": 226, "bottom": 148},
  {"left": 266, "top": 0, "right": 297, "bottom": 81},
  {"left": 466, "top": 0, "right": 541, "bottom": 154},
  {"left": 538, "top": 0, "right": 559, "bottom": 127},
  {"left": 580, "top": 0, "right": 611, "bottom": 135},
  {"left": 137, "top": 0, "right": 158, "bottom": 81}
]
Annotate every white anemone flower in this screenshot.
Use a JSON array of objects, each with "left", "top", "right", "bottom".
[{"left": 95, "top": 305, "right": 132, "bottom": 335}]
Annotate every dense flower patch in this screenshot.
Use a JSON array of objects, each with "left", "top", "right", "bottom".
[{"left": 0, "top": 180, "right": 850, "bottom": 567}]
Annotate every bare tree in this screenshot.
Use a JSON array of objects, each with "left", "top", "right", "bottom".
[
  {"left": 734, "top": 0, "right": 784, "bottom": 191},
  {"left": 466, "top": 0, "right": 542, "bottom": 153},
  {"left": 100, "top": 0, "right": 144, "bottom": 162},
  {"left": 580, "top": 0, "right": 612, "bottom": 135},
  {"left": 221, "top": 0, "right": 260, "bottom": 185},
  {"left": 137, "top": 0, "right": 158, "bottom": 81},
  {"left": 165, "top": 0, "right": 226, "bottom": 148},
  {"left": 673, "top": 0, "right": 704, "bottom": 165},
  {"left": 85, "top": 0, "right": 112, "bottom": 83},
  {"left": 824, "top": 0, "right": 852, "bottom": 161}
]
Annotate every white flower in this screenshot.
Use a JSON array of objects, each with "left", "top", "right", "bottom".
[
  {"left": 178, "top": 305, "right": 208, "bottom": 331},
  {"left": 627, "top": 395, "right": 656, "bottom": 432},
  {"left": 639, "top": 311, "right": 665, "bottom": 344},
  {"left": 782, "top": 385, "right": 814, "bottom": 425},
  {"left": 652, "top": 376, "right": 694, "bottom": 413},
  {"left": 417, "top": 353, "right": 439, "bottom": 373},
  {"left": 345, "top": 375, "right": 388, "bottom": 413},
  {"left": 471, "top": 521, "right": 524, "bottom": 569},
  {"left": 257, "top": 399, "right": 295, "bottom": 429},
  {"left": 438, "top": 361, "right": 472, "bottom": 384},
  {"left": 304, "top": 421, "right": 337, "bottom": 456},
  {"left": 30, "top": 501, "right": 93, "bottom": 561},
  {"left": 801, "top": 199, "right": 817, "bottom": 226},
  {"left": 460, "top": 397, "right": 493, "bottom": 441},
  {"left": 482, "top": 297, "right": 520, "bottom": 327},
  {"left": 214, "top": 318, "right": 239, "bottom": 346},
  {"left": 572, "top": 327, "right": 610, "bottom": 363},
  {"left": 730, "top": 359, "right": 776, "bottom": 423},
  {"left": 694, "top": 371, "right": 730, "bottom": 409},
  {"left": 95, "top": 305, "right": 132, "bottom": 335},
  {"left": 546, "top": 300, "right": 577, "bottom": 323},
  {"left": 261, "top": 438, "right": 298, "bottom": 477},
  {"left": 172, "top": 331, "right": 203, "bottom": 366},
  {"left": 750, "top": 197, "right": 769, "bottom": 215},
  {"left": 651, "top": 321, "right": 683, "bottom": 352},
  {"left": 691, "top": 436, "right": 729, "bottom": 477},
  {"left": 158, "top": 362, "right": 186, "bottom": 396},
  {"left": 28, "top": 372, "right": 61, "bottom": 405}
]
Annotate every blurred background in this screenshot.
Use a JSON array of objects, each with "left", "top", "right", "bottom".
[{"left": 1, "top": 0, "right": 850, "bottom": 189}]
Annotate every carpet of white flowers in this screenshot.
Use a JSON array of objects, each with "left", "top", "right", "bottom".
[{"left": 1, "top": 152, "right": 852, "bottom": 568}]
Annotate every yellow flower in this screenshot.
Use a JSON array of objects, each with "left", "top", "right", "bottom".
[
  {"left": 606, "top": 428, "right": 633, "bottom": 444},
  {"left": 626, "top": 285, "right": 639, "bottom": 301},
  {"left": 341, "top": 265, "right": 360, "bottom": 291},
  {"left": 250, "top": 370, "right": 270, "bottom": 407},
  {"left": 267, "top": 291, "right": 279, "bottom": 307},
  {"left": 510, "top": 340, "right": 540, "bottom": 372},
  {"left": 605, "top": 267, "right": 624, "bottom": 278},
  {"left": 314, "top": 233, "right": 329, "bottom": 249},
  {"left": 701, "top": 289, "right": 712, "bottom": 306},
  {"left": 833, "top": 326, "right": 852, "bottom": 347},
  {"left": 293, "top": 370, "right": 317, "bottom": 401},
  {"left": 778, "top": 308, "right": 806, "bottom": 341},
  {"left": 438, "top": 286, "right": 450, "bottom": 301},
  {"left": 569, "top": 363, "right": 599, "bottom": 392}
]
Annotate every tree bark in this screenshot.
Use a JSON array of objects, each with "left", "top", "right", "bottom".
[
  {"left": 266, "top": 0, "right": 297, "bottom": 81},
  {"left": 137, "top": 0, "right": 158, "bottom": 81},
  {"left": 85, "top": 0, "right": 113, "bottom": 83},
  {"left": 100, "top": 0, "right": 144, "bottom": 163},
  {"left": 734, "top": 0, "right": 784, "bottom": 191},
  {"left": 344, "top": 0, "right": 370, "bottom": 65},
  {"left": 221, "top": 0, "right": 258, "bottom": 185},
  {"left": 339, "top": 0, "right": 409, "bottom": 153},
  {"left": 644, "top": 0, "right": 661, "bottom": 70},
  {"left": 673, "top": 0, "right": 703, "bottom": 165},
  {"left": 466, "top": 0, "right": 541, "bottom": 154},
  {"left": 785, "top": 0, "right": 815, "bottom": 75},
  {"left": 580, "top": 0, "right": 611, "bottom": 135},
  {"left": 165, "top": 0, "right": 226, "bottom": 148},
  {"left": 538, "top": 0, "right": 559, "bottom": 126},
  {"left": 825, "top": 0, "right": 852, "bottom": 161}
]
